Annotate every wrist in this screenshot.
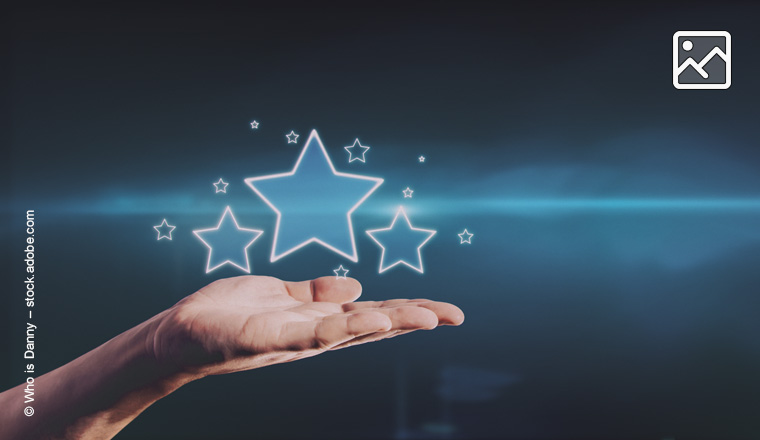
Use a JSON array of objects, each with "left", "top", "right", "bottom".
[
  {"left": 142, "top": 307, "right": 206, "bottom": 390},
  {"left": 148, "top": 302, "right": 225, "bottom": 384}
]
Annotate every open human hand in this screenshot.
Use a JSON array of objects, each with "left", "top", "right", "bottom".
[
  {"left": 0, "top": 275, "right": 463, "bottom": 440},
  {"left": 154, "top": 275, "right": 465, "bottom": 378}
]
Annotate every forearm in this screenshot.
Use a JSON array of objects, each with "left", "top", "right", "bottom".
[{"left": 0, "top": 310, "right": 192, "bottom": 440}]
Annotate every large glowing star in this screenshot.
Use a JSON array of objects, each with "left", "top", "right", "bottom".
[
  {"left": 193, "top": 206, "right": 263, "bottom": 273},
  {"left": 365, "top": 206, "right": 436, "bottom": 274},
  {"left": 245, "top": 130, "right": 384, "bottom": 262}
]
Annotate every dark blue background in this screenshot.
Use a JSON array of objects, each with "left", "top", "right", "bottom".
[{"left": 4, "top": 2, "right": 760, "bottom": 439}]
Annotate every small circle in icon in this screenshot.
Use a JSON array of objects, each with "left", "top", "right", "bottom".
[
  {"left": 682, "top": 40, "right": 693, "bottom": 51},
  {"left": 24, "top": 406, "right": 34, "bottom": 416}
]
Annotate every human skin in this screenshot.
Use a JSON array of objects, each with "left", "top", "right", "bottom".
[{"left": 0, "top": 275, "right": 464, "bottom": 439}]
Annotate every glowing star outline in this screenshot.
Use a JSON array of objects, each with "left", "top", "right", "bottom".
[
  {"left": 192, "top": 206, "right": 263, "bottom": 273},
  {"left": 286, "top": 130, "right": 299, "bottom": 144},
  {"left": 334, "top": 265, "right": 349, "bottom": 279},
  {"left": 245, "top": 129, "right": 384, "bottom": 263},
  {"left": 458, "top": 229, "right": 474, "bottom": 244},
  {"left": 366, "top": 206, "right": 437, "bottom": 274},
  {"left": 403, "top": 187, "right": 414, "bottom": 198},
  {"left": 418, "top": 155, "right": 425, "bottom": 163},
  {"left": 213, "top": 178, "right": 229, "bottom": 193},
  {"left": 344, "top": 138, "right": 370, "bottom": 163},
  {"left": 154, "top": 219, "right": 176, "bottom": 241},
  {"left": 250, "top": 120, "right": 259, "bottom": 129}
]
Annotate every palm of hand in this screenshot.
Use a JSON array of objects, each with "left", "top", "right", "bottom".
[{"left": 154, "top": 276, "right": 463, "bottom": 378}]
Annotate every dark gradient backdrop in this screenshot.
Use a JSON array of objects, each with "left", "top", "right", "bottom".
[{"left": 4, "top": 2, "right": 760, "bottom": 439}]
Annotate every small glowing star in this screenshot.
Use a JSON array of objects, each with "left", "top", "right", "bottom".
[
  {"left": 334, "top": 265, "right": 349, "bottom": 279},
  {"left": 344, "top": 138, "right": 370, "bottom": 163},
  {"left": 154, "top": 219, "right": 176, "bottom": 241},
  {"left": 213, "top": 178, "right": 229, "bottom": 193},
  {"left": 286, "top": 130, "right": 299, "bottom": 144},
  {"left": 458, "top": 229, "right": 474, "bottom": 244}
]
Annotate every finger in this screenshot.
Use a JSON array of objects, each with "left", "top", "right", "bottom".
[
  {"left": 284, "top": 277, "right": 362, "bottom": 304},
  {"left": 331, "top": 329, "right": 409, "bottom": 350},
  {"left": 368, "top": 305, "right": 440, "bottom": 331},
  {"left": 342, "top": 298, "right": 429, "bottom": 311},
  {"left": 276, "top": 311, "right": 391, "bottom": 351},
  {"left": 314, "top": 311, "right": 392, "bottom": 349},
  {"left": 414, "top": 302, "right": 465, "bottom": 326},
  {"left": 330, "top": 303, "right": 463, "bottom": 350},
  {"left": 345, "top": 300, "right": 465, "bottom": 326}
]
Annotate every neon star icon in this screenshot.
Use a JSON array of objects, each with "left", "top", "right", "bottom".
[
  {"left": 286, "top": 130, "right": 299, "bottom": 144},
  {"left": 458, "top": 229, "right": 474, "bottom": 244},
  {"left": 344, "top": 138, "right": 370, "bottom": 163},
  {"left": 418, "top": 155, "right": 425, "bottom": 163},
  {"left": 213, "top": 178, "right": 229, "bottom": 193},
  {"left": 366, "top": 206, "right": 436, "bottom": 274},
  {"left": 403, "top": 187, "right": 414, "bottom": 198},
  {"left": 250, "top": 120, "right": 259, "bottom": 129},
  {"left": 334, "top": 265, "right": 349, "bottom": 279},
  {"left": 245, "top": 129, "right": 383, "bottom": 262},
  {"left": 154, "top": 219, "right": 176, "bottom": 241},
  {"left": 193, "top": 206, "right": 263, "bottom": 273}
]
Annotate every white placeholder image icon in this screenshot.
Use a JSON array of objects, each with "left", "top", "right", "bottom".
[{"left": 673, "top": 31, "right": 730, "bottom": 89}]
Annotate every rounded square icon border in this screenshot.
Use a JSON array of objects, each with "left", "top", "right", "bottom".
[{"left": 673, "top": 30, "right": 731, "bottom": 90}]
